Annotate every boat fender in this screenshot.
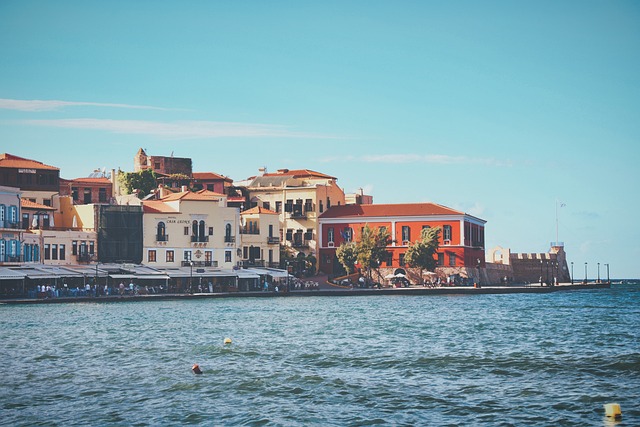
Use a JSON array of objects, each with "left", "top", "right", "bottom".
[{"left": 192, "top": 364, "right": 203, "bottom": 375}]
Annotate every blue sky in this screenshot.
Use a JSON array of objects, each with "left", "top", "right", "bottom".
[{"left": 1, "top": 1, "right": 639, "bottom": 278}]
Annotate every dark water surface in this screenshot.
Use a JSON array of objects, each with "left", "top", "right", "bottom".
[{"left": 1, "top": 285, "right": 639, "bottom": 426}]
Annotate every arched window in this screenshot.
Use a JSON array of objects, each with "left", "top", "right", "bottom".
[
  {"left": 225, "top": 223, "right": 232, "bottom": 237},
  {"left": 192, "top": 220, "right": 198, "bottom": 237},
  {"left": 199, "top": 221, "right": 206, "bottom": 240},
  {"left": 157, "top": 222, "right": 166, "bottom": 238}
]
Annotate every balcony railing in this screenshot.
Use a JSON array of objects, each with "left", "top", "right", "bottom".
[
  {"left": 191, "top": 235, "right": 209, "bottom": 243},
  {"left": 77, "top": 253, "right": 93, "bottom": 262},
  {"left": 0, "top": 254, "right": 23, "bottom": 263},
  {"left": 292, "top": 241, "right": 310, "bottom": 248},
  {"left": 267, "top": 236, "right": 280, "bottom": 245},
  {"left": 290, "top": 211, "right": 307, "bottom": 219},
  {"left": 240, "top": 260, "right": 265, "bottom": 268},
  {"left": 156, "top": 234, "right": 169, "bottom": 242},
  {"left": 240, "top": 227, "right": 260, "bottom": 235},
  {"left": 0, "top": 220, "right": 21, "bottom": 229},
  {"left": 224, "top": 236, "right": 236, "bottom": 243}
]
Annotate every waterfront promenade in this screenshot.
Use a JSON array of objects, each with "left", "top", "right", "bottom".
[{"left": 0, "top": 279, "right": 611, "bottom": 304}]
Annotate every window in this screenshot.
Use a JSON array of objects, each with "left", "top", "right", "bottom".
[
  {"left": 157, "top": 222, "right": 166, "bottom": 240},
  {"left": 343, "top": 227, "right": 352, "bottom": 242},
  {"left": 72, "top": 187, "right": 79, "bottom": 200},
  {"left": 285, "top": 199, "right": 293, "bottom": 213},
  {"left": 209, "top": 227, "right": 213, "bottom": 236},
  {"left": 399, "top": 253, "right": 405, "bottom": 266},
  {"left": 438, "top": 253, "right": 444, "bottom": 266},
  {"left": 44, "top": 244, "right": 51, "bottom": 260},
  {"left": 148, "top": 250, "right": 156, "bottom": 262},
  {"left": 263, "top": 201, "right": 270, "bottom": 210},
  {"left": 304, "top": 228, "right": 313, "bottom": 240},
  {"left": 184, "top": 251, "right": 192, "bottom": 262},
  {"left": 304, "top": 199, "right": 313, "bottom": 212},
  {"left": 89, "top": 241, "right": 95, "bottom": 254},
  {"left": 42, "top": 199, "right": 51, "bottom": 207},
  {"left": 402, "top": 226, "right": 410, "bottom": 243},
  {"left": 99, "top": 188, "right": 107, "bottom": 202},
  {"left": 8, "top": 206, "right": 17, "bottom": 223},
  {"left": 319, "top": 200, "right": 324, "bottom": 213},
  {"left": 225, "top": 223, "right": 232, "bottom": 239},
  {"left": 154, "top": 162, "right": 161, "bottom": 170},
  {"left": 72, "top": 241, "right": 78, "bottom": 255},
  {"left": 22, "top": 213, "right": 29, "bottom": 229},
  {"left": 166, "top": 250, "right": 174, "bottom": 263},
  {"left": 184, "top": 226, "right": 189, "bottom": 235},
  {"left": 449, "top": 253, "right": 456, "bottom": 266},
  {"left": 225, "top": 250, "right": 232, "bottom": 263},
  {"left": 83, "top": 188, "right": 92, "bottom": 204},
  {"left": 268, "top": 224, "right": 274, "bottom": 238},
  {"left": 59, "top": 244, "right": 65, "bottom": 260},
  {"left": 275, "top": 201, "right": 282, "bottom": 213},
  {"left": 199, "top": 220, "right": 206, "bottom": 241},
  {"left": 385, "top": 252, "right": 393, "bottom": 267},
  {"left": 205, "top": 251, "right": 212, "bottom": 264},
  {"left": 52, "top": 244, "right": 58, "bottom": 260},
  {"left": 443, "top": 225, "right": 452, "bottom": 241},
  {"left": 286, "top": 229, "right": 293, "bottom": 241},
  {"left": 328, "top": 227, "right": 334, "bottom": 243},
  {"left": 327, "top": 197, "right": 331, "bottom": 209},
  {"left": 243, "top": 246, "right": 248, "bottom": 259}
]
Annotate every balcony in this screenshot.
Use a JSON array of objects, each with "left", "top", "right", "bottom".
[
  {"left": 0, "top": 220, "right": 21, "bottom": 230},
  {"left": 0, "top": 254, "right": 23, "bottom": 263},
  {"left": 182, "top": 261, "right": 216, "bottom": 267},
  {"left": 240, "top": 228, "right": 260, "bottom": 235},
  {"left": 240, "top": 259, "right": 265, "bottom": 268},
  {"left": 224, "top": 235, "right": 236, "bottom": 243},
  {"left": 290, "top": 211, "right": 307, "bottom": 220},
  {"left": 156, "top": 234, "right": 169, "bottom": 242},
  {"left": 267, "top": 236, "right": 280, "bottom": 245},
  {"left": 292, "top": 241, "right": 310, "bottom": 249},
  {"left": 191, "top": 235, "right": 209, "bottom": 243}
]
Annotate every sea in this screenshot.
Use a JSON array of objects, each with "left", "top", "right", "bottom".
[{"left": 1, "top": 284, "right": 638, "bottom": 426}]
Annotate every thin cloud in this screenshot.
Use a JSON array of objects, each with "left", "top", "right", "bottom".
[
  {"left": 0, "top": 98, "right": 177, "bottom": 112},
  {"left": 322, "top": 153, "right": 512, "bottom": 167},
  {"left": 16, "top": 118, "right": 329, "bottom": 139}
]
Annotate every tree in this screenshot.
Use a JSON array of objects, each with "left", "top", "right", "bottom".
[
  {"left": 118, "top": 169, "right": 157, "bottom": 198},
  {"left": 336, "top": 242, "right": 358, "bottom": 275},
  {"left": 356, "top": 224, "right": 391, "bottom": 280},
  {"left": 404, "top": 227, "right": 441, "bottom": 282}
]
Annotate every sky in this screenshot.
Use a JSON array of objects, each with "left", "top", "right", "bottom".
[{"left": 1, "top": 1, "right": 639, "bottom": 278}]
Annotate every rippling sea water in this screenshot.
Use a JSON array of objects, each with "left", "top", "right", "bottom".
[{"left": 1, "top": 285, "right": 639, "bottom": 426}]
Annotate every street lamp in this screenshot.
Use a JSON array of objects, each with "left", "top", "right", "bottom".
[
  {"left": 605, "top": 263, "right": 610, "bottom": 284},
  {"left": 571, "top": 261, "right": 574, "bottom": 284},
  {"left": 584, "top": 262, "right": 588, "bottom": 284},
  {"left": 189, "top": 261, "right": 193, "bottom": 293}
]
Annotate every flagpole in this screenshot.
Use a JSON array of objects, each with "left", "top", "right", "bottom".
[{"left": 556, "top": 199, "right": 559, "bottom": 245}]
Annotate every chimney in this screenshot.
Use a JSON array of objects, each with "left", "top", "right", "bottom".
[{"left": 181, "top": 185, "right": 188, "bottom": 192}]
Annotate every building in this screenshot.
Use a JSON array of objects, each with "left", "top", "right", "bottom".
[
  {"left": 59, "top": 171, "right": 114, "bottom": 205},
  {"left": 239, "top": 206, "right": 281, "bottom": 268},
  {"left": 318, "top": 203, "right": 487, "bottom": 283},
  {"left": 0, "top": 153, "right": 60, "bottom": 206},
  {"left": 134, "top": 148, "right": 192, "bottom": 176},
  {"left": 236, "top": 168, "right": 345, "bottom": 267},
  {"left": 0, "top": 186, "right": 24, "bottom": 264},
  {"left": 141, "top": 190, "right": 240, "bottom": 268},
  {"left": 192, "top": 172, "right": 233, "bottom": 194}
]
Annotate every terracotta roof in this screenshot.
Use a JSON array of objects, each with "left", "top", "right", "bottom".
[
  {"left": 69, "top": 177, "right": 112, "bottom": 184},
  {"left": 142, "top": 201, "right": 179, "bottom": 213},
  {"left": 21, "top": 198, "right": 56, "bottom": 211},
  {"left": 241, "top": 206, "right": 279, "bottom": 215},
  {"left": 0, "top": 153, "right": 59, "bottom": 171},
  {"left": 262, "top": 169, "right": 337, "bottom": 180},
  {"left": 319, "top": 203, "right": 469, "bottom": 219},
  {"left": 160, "top": 190, "right": 225, "bottom": 202},
  {"left": 193, "top": 172, "right": 233, "bottom": 182}
]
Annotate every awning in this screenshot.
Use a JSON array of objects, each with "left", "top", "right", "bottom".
[
  {"left": 236, "top": 270, "right": 260, "bottom": 279},
  {"left": 0, "top": 268, "right": 27, "bottom": 280},
  {"left": 246, "top": 268, "right": 289, "bottom": 278},
  {"left": 135, "top": 275, "right": 171, "bottom": 280}
]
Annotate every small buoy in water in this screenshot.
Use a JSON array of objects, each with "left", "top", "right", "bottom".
[
  {"left": 224, "top": 337, "right": 232, "bottom": 345},
  {"left": 604, "top": 403, "right": 622, "bottom": 419},
  {"left": 191, "top": 364, "right": 203, "bottom": 375}
]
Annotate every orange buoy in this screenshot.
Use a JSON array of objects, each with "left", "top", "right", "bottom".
[{"left": 191, "top": 363, "right": 203, "bottom": 375}]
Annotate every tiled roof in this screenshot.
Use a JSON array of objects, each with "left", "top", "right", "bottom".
[
  {"left": 21, "top": 198, "right": 56, "bottom": 211},
  {"left": 142, "top": 201, "right": 179, "bottom": 213},
  {"left": 193, "top": 172, "right": 233, "bottom": 182},
  {"left": 241, "top": 206, "right": 279, "bottom": 215},
  {"left": 161, "top": 190, "right": 225, "bottom": 202},
  {"left": 262, "top": 169, "right": 336, "bottom": 180},
  {"left": 0, "top": 153, "right": 59, "bottom": 171},
  {"left": 319, "top": 203, "right": 467, "bottom": 219},
  {"left": 69, "top": 177, "right": 112, "bottom": 184}
]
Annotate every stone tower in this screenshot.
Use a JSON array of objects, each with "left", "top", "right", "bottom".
[{"left": 134, "top": 148, "right": 148, "bottom": 172}]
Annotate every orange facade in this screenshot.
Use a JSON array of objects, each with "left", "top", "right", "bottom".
[{"left": 318, "top": 203, "right": 486, "bottom": 276}]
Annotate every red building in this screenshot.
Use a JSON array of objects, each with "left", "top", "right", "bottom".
[{"left": 318, "top": 203, "right": 486, "bottom": 279}]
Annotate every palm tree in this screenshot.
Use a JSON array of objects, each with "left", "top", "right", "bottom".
[{"left": 404, "top": 227, "right": 441, "bottom": 284}]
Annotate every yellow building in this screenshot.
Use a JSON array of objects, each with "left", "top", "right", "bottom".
[
  {"left": 142, "top": 190, "right": 240, "bottom": 268},
  {"left": 239, "top": 168, "right": 345, "bottom": 262},
  {"left": 239, "top": 206, "right": 281, "bottom": 268}
]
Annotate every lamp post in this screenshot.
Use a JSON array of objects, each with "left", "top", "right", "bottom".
[
  {"left": 189, "top": 261, "right": 193, "bottom": 293},
  {"left": 571, "top": 261, "right": 574, "bottom": 284},
  {"left": 546, "top": 261, "right": 549, "bottom": 285},
  {"left": 597, "top": 262, "right": 600, "bottom": 283},
  {"left": 605, "top": 263, "right": 610, "bottom": 284},
  {"left": 540, "top": 260, "right": 543, "bottom": 286},
  {"left": 584, "top": 262, "right": 588, "bottom": 284}
]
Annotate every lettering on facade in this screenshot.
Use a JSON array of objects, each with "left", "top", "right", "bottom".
[
  {"left": 18, "top": 169, "right": 37, "bottom": 174},
  {"left": 166, "top": 219, "right": 191, "bottom": 224}
]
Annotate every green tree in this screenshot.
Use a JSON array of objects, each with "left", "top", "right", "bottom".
[
  {"left": 404, "top": 227, "right": 441, "bottom": 282},
  {"left": 336, "top": 241, "right": 358, "bottom": 275},
  {"left": 118, "top": 169, "right": 157, "bottom": 198},
  {"left": 356, "top": 224, "right": 391, "bottom": 279}
]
